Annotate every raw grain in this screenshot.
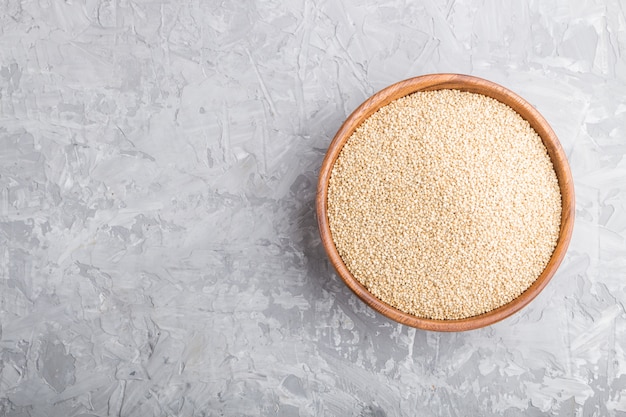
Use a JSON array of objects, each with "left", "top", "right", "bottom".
[{"left": 327, "top": 89, "right": 561, "bottom": 320}]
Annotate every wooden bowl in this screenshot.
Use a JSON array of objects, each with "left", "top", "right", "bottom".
[{"left": 316, "top": 74, "right": 575, "bottom": 332}]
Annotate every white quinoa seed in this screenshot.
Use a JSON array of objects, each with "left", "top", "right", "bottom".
[{"left": 327, "top": 89, "right": 562, "bottom": 320}]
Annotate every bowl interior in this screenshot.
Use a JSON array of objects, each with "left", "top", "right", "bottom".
[{"left": 316, "top": 74, "right": 574, "bottom": 332}]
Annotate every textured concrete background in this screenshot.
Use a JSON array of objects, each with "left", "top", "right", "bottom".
[{"left": 1, "top": 0, "right": 625, "bottom": 416}]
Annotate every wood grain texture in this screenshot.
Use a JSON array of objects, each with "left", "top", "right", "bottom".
[{"left": 316, "top": 73, "right": 575, "bottom": 332}]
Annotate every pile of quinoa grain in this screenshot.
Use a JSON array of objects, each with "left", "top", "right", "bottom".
[{"left": 327, "top": 89, "right": 562, "bottom": 320}]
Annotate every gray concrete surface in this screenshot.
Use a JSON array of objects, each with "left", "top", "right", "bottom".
[{"left": 1, "top": 0, "right": 626, "bottom": 415}]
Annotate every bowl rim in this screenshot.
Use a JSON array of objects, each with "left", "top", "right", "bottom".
[{"left": 316, "top": 73, "right": 575, "bottom": 332}]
